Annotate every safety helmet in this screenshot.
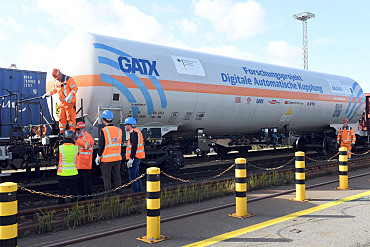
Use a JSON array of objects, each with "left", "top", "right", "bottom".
[
  {"left": 76, "top": 122, "right": 86, "bottom": 129},
  {"left": 64, "top": 130, "right": 74, "bottom": 139},
  {"left": 52, "top": 68, "right": 61, "bottom": 79},
  {"left": 124, "top": 117, "right": 136, "bottom": 125},
  {"left": 343, "top": 119, "right": 349, "bottom": 123},
  {"left": 102, "top": 110, "right": 114, "bottom": 120}
]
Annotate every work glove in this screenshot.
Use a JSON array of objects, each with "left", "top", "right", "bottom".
[
  {"left": 127, "top": 158, "right": 134, "bottom": 168},
  {"left": 65, "top": 93, "right": 73, "bottom": 103},
  {"left": 95, "top": 155, "right": 101, "bottom": 166},
  {"left": 351, "top": 143, "right": 355, "bottom": 149},
  {"left": 42, "top": 92, "right": 51, "bottom": 98}
]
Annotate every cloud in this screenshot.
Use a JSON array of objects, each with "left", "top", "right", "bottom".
[
  {"left": 0, "top": 17, "right": 23, "bottom": 40},
  {"left": 35, "top": 0, "right": 180, "bottom": 46},
  {"left": 312, "top": 38, "right": 333, "bottom": 46},
  {"left": 17, "top": 42, "right": 52, "bottom": 71},
  {"left": 266, "top": 41, "right": 301, "bottom": 68},
  {"left": 179, "top": 19, "right": 198, "bottom": 35},
  {"left": 151, "top": 3, "right": 181, "bottom": 15},
  {"left": 194, "top": 0, "right": 268, "bottom": 41}
]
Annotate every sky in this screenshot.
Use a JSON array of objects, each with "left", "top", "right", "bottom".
[{"left": 0, "top": 0, "right": 369, "bottom": 92}]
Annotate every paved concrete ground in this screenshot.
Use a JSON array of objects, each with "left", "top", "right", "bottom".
[{"left": 19, "top": 168, "right": 370, "bottom": 247}]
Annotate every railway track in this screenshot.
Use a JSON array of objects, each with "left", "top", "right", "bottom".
[
  {"left": 16, "top": 154, "right": 370, "bottom": 237},
  {"left": 14, "top": 148, "right": 370, "bottom": 207},
  {"left": 14, "top": 148, "right": 337, "bottom": 207}
]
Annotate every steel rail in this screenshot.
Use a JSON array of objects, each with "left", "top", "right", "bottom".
[{"left": 45, "top": 172, "right": 370, "bottom": 247}]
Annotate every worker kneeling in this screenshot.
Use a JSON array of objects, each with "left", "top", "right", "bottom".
[
  {"left": 337, "top": 119, "right": 356, "bottom": 159},
  {"left": 57, "top": 130, "right": 79, "bottom": 204},
  {"left": 124, "top": 117, "right": 145, "bottom": 193}
]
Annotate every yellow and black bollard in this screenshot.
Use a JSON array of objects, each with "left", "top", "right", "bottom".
[
  {"left": 335, "top": 147, "right": 351, "bottom": 190},
  {"left": 229, "top": 158, "right": 254, "bottom": 219},
  {"left": 137, "top": 167, "right": 169, "bottom": 243},
  {"left": 0, "top": 182, "right": 17, "bottom": 247},
  {"left": 291, "top": 151, "right": 309, "bottom": 201}
]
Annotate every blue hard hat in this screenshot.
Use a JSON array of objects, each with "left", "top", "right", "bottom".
[
  {"left": 102, "top": 110, "right": 114, "bottom": 120},
  {"left": 124, "top": 117, "right": 136, "bottom": 125},
  {"left": 64, "top": 130, "right": 74, "bottom": 139}
]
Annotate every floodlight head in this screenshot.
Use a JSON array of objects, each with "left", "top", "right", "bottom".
[{"left": 293, "top": 12, "right": 315, "bottom": 21}]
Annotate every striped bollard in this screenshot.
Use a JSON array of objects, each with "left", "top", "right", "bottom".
[
  {"left": 229, "top": 158, "right": 254, "bottom": 219},
  {"left": 137, "top": 167, "right": 169, "bottom": 243},
  {"left": 291, "top": 152, "right": 309, "bottom": 201},
  {"left": 335, "top": 147, "right": 351, "bottom": 190},
  {"left": 0, "top": 182, "right": 17, "bottom": 247}
]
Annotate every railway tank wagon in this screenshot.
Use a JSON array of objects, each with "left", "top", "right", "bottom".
[{"left": 46, "top": 32, "right": 365, "bottom": 171}]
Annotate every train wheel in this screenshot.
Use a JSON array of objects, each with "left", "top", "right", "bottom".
[
  {"left": 161, "top": 148, "right": 185, "bottom": 174},
  {"left": 323, "top": 136, "right": 337, "bottom": 155},
  {"left": 162, "top": 160, "right": 179, "bottom": 174},
  {"left": 293, "top": 136, "right": 306, "bottom": 152}
]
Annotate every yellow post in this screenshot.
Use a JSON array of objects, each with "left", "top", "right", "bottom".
[
  {"left": 291, "top": 152, "right": 309, "bottom": 201},
  {"left": 336, "top": 147, "right": 351, "bottom": 190},
  {"left": 0, "top": 182, "right": 17, "bottom": 247},
  {"left": 229, "top": 158, "right": 254, "bottom": 219},
  {"left": 137, "top": 167, "right": 169, "bottom": 243}
]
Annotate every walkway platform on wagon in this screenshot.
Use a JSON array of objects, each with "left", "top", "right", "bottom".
[{"left": 20, "top": 167, "right": 370, "bottom": 247}]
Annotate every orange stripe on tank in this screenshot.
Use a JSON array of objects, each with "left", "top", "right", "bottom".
[{"left": 47, "top": 74, "right": 358, "bottom": 103}]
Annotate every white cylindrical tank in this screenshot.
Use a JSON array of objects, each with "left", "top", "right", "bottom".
[{"left": 46, "top": 32, "right": 365, "bottom": 137}]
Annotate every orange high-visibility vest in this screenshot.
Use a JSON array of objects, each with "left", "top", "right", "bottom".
[
  {"left": 101, "top": 126, "right": 122, "bottom": 163},
  {"left": 337, "top": 126, "right": 356, "bottom": 144},
  {"left": 58, "top": 143, "right": 78, "bottom": 176},
  {"left": 126, "top": 128, "right": 145, "bottom": 160},
  {"left": 75, "top": 131, "right": 94, "bottom": 169},
  {"left": 48, "top": 75, "right": 78, "bottom": 105}
]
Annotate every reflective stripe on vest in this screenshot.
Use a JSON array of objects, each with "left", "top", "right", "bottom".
[
  {"left": 126, "top": 128, "right": 145, "bottom": 159},
  {"left": 338, "top": 126, "right": 355, "bottom": 143},
  {"left": 77, "top": 134, "right": 94, "bottom": 155},
  {"left": 101, "top": 126, "right": 122, "bottom": 162},
  {"left": 58, "top": 144, "right": 78, "bottom": 176}
]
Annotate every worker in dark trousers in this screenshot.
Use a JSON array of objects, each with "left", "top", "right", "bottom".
[
  {"left": 57, "top": 130, "right": 79, "bottom": 204},
  {"left": 96, "top": 110, "right": 122, "bottom": 193},
  {"left": 75, "top": 122, "right": 94, "bottom": 200},
  {"left": 124, "top": 117, "right": 145, "bottom": 193}
]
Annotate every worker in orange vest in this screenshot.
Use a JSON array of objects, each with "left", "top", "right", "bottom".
[
  {"left": 124, "top": 117, "right": 145, "bottom": 193},
  {"left": 96, "top": 110, "right": 122, "bottom": 192},
  {"left": 75, "top": 122, "right": 94, "bottom": 199},
  {"left": 43, "top": 68, "right": 78, "bottom": 133},
  {"left": 337, "top": 119, "right": 356, "bottom": 159}
]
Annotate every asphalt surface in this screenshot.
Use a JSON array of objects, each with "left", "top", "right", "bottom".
[{"left": 19, "top": 167, "right": 370, "bottom": 247}]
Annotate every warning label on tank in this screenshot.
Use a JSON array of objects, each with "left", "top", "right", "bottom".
[
  {"left": 327, "top": 79, "right": 345, "bottom": 93},
  {"left": 171, "top": 55, "right": 205, "bottom": 76},
  {"left": 332, "top": 104, "right": 342, "bottom": 117},
  {"left": 168, "top": 112, "right": 179, "bottom": 123}
]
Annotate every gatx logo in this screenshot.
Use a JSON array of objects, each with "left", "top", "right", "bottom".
[
  {"left": 93, "top": 42, "right": 168, "bottom": 119},
  {"left": 118, "top": 57, "right": 159, "bottom": 76}
]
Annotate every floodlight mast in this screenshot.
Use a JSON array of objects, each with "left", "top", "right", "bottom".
[{"left": 294, "top": 12, "right": 315, "bottom": 70}]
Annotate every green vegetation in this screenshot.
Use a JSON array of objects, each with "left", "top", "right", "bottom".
[{"left": 36, "top": 171, "right": 295, "bottom": 234}]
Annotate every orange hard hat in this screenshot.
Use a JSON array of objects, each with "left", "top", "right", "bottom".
[
  {"left": 52, "top": 68, "right": 60, "bottom": 79},
  {"left": 76, "top": 122, "right": 86, "bottom": 129},
  {"left": 343, "top": 119, "right": 348, "bottom": 123}
]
